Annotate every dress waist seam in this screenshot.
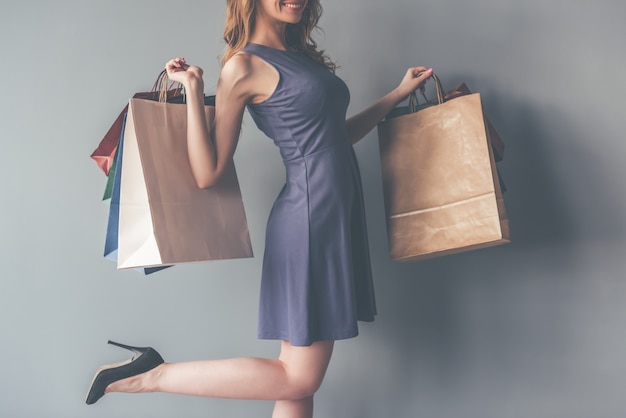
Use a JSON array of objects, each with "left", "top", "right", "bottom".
[{"left": 282, "top": 141, "right": 347, "bottom": 163}]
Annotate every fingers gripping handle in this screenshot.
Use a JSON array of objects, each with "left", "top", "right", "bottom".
[
  {"left": 152, "top": 69, "right": 185, "bottom": 103},
  {"left": 409, "top": 72, "right": 445, "bottom": 112}
]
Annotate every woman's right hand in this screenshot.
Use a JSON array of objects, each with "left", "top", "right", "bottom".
[
  {"left": 394, "top": 67, "right": 433, "bottom": 102},
  {"left": 165, "top": 57, "right": 204, "bottom": 90}
]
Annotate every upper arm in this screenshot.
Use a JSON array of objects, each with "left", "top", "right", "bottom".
[
  {"left": 212, "top": 54, "right": 257, "bottom": 176},
  {"left": 211, "top": 52, "right": 278, "bottom": 179}
]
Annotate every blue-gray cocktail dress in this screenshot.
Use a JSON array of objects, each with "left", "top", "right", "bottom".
[{"left": 242, "top": 43, "right": 376, "bottom": 346}]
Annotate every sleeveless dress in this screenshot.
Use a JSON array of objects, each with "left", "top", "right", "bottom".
[{"left": 242, "top": 43, "right": 376, "bottom": 346}]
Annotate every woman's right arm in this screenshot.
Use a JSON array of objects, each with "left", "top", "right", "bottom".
[{"left": 165, "top": 56, "right": 256, "bottom": 188}]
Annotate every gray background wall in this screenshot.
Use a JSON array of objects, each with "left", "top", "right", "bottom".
[{"left": 1, "top": 0, "right": 625, "bottom": 417}]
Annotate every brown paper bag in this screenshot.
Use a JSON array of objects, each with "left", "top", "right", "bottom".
[
  {"left": 440, "top": 83, "right": 505, "bottom": 161},
  {"left": 117, "top": 97, "right": 253, "bottom": 269},
  {"left": 377, "top": 75, "right": 510, "bottom": 261}
]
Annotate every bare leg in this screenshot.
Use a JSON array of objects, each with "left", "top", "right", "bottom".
[
  {"left": 106, "top": 340, "right": 334, "bottom": 402},
  {"left": 273, "top": 396, "right": 314, "bottom": 418}
]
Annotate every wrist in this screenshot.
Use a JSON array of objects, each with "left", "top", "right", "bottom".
[
  {"left": 184, "top": 76, "right": 204, "bottom": 94},
  {"left": 389, "top": 87, "right": 406, "bottom": 106}
]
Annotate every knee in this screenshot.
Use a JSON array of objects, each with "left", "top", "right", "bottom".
[
  {"left": 277, "top": 340, "right": 334, "bottom": 400},
  {"left": 284, "top": 375, "right": 324, "bottom": 400}
]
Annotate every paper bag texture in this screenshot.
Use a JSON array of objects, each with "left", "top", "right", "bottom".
[
  {"left": 442, "top": 83, "right": 505, "bottom": 161},
  {"left": 378, "top": 93, "right": 510, "bottom": 261}
]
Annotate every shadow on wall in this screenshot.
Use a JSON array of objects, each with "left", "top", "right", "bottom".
[
  {"left": 479, "top": 82, "right": 626, "bottom": 247},
  {"left": 483, "top": 91, "right": 577, "bottom": 249}
]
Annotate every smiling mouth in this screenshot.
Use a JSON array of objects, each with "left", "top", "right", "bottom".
[{"left": 282, "top": 2, "right": 304, "bottom": 10}]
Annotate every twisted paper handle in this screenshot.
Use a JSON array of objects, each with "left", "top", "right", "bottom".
[
  {"left": 408, "top": 72, "right": 445, "bottom": 113},
  {"left": 152, "top": 69, "right": 185, "bottom": 103}
]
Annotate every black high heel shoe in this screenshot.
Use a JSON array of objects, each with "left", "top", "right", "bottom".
[{"left": 85, "top": 340, "right": 164, "bottom": 405}]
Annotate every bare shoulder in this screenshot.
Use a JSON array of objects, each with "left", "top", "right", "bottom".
[
  {"left": 221, "top": 52, "right": 254, "bottom": 82},
  {"left": 220, "top": 52, "right": 263, "bottom": 89},
  {"left": 220, "top": 51, "right": 277, "bottom": 103}
]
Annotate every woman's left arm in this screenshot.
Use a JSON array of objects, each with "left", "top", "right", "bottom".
[{"left": 346, "top": 67, "right": 432, "bottom": 144}]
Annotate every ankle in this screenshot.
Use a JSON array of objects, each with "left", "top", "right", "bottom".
[
  {"left": 105, "top": 364, "right": 165, "bottom": 394},
  {"left": 145, "top": 363, "right": 167, "bottom": 392}
]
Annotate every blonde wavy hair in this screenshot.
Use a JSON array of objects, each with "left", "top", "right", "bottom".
[{"left": 222, "top": 0, "right": 336, "bottom": 72}]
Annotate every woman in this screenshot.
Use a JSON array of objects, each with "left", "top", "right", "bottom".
[{"left": 86, "top": 0, "right": 431, "bottom": 416}]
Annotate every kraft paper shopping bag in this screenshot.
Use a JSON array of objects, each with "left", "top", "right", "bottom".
[{"left": 377, "top": 74, "right": 510, "bottom": 261}]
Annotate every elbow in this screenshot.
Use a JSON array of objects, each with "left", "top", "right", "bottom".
[
  {"left": 191, "top": 162, "right": 226, "bottom": 189},
  {"left": 195, "top": 177, "right": 218, "bottom": 189},
  {"left": 194, "top": 169, "right": 223, "bottom": 189}
]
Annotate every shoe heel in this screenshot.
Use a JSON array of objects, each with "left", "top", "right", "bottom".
[{"left": 107, "top": 340, "right": 146, "bottom": 355}]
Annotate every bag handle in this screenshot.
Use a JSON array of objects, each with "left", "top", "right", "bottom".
[
  {"left": 408, "top": 72, "right": 445, "bottom": 112},
  {"left": 151, "top": 69, "right": 185, "bottom": 103},
  {"left": 148, "top": 69, "right": 216, "bottom": 106}
]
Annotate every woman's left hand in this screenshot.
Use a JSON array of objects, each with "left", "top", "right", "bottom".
[
  {"left": 165, "top": 57, "right": 204, "bottom": 90},
  {"left": 395, "top": 67, "right": 433, "bottom": 102}
]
